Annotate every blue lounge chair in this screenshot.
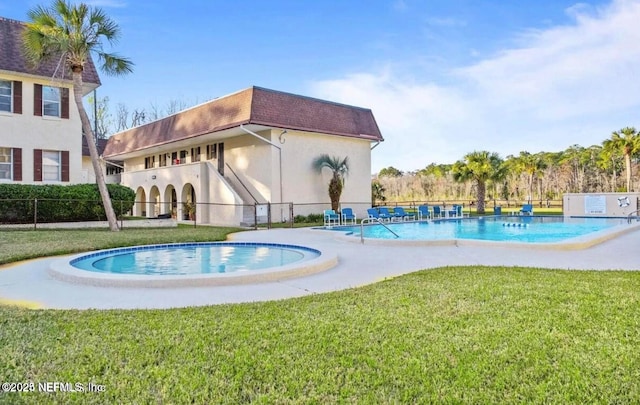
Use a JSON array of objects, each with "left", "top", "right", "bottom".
[
  {"left": 341, "top": 207, "right": 356, "bottom": 225},
  {"left": 393, "top": 207, "right": 415, "bottom": 221},
  {"left": 377, "top": 207, "right": 394, "bottom": 221},
  {"left": 520, "top": 204, "right": 534, "bottom": 216},
  {"left": 418, "top": 205, "right": 431, "bottom": 220},
  {"left": 448, "top": 205, "right": 467, "bottom": 218},
  {"left": 367, "top": 208, "right": 379, "bottom": 219},
  {"left": 323, "top": 209, "right": 340, "bottom": 226},
  {"left": 432, "top": 206, "right": 443, "bottom": 218}
]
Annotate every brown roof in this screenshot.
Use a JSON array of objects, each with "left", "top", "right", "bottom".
[
  {"left": 104, "top": 86, "right": 383, "bottom": 157},
  {"left": 0, "top": 17, "right": 101, "bottom": 86},
  {"left": 82, "top": 137, "right": 108, "bottom": 156}
]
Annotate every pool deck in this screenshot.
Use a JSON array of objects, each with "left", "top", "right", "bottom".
[{"left": 2, "top": 223, "right": 640, "bottom": 310}]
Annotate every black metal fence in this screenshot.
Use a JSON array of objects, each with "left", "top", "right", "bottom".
[{"left": 0, "top": 198, "right": 565, "bottom": 229}]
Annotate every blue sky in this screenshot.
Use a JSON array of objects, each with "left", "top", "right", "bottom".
[{"left": 2, "top": 0, "right": 639, "bottom": 173}]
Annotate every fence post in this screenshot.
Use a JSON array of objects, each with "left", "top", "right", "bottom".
[
  {"left": 290, "top": 203, "right": 294, "bottom": 228},
  {"left": 267, "top": 202, "right": 272, "bottom": 229},
  {"left": 254, "top": 203, "right": 258, "bottom": 230},
  {"left": 33, "top": 198, "right": 38, "bottom": 230}
]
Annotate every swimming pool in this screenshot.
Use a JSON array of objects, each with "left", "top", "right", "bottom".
[
  {"left": 336, "top": 216, "right": 629, "bottom": 245},
  {"left": 71, "top": 242, "right": 319, "bottom": 275},
  {"left": 49, "top": 242, "right": 338, "bottom": 287}
]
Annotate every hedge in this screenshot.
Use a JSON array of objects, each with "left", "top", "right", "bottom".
[{"left": 0, "top": 183, "right": 135, "bottom": 223}]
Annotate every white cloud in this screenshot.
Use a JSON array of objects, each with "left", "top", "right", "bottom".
[{"left": 309, "top": 0, "right": 640, "bottom": 173}]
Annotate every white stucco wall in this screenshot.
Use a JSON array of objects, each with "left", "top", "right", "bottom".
[
  {"left": 563, "top": 193, "right": 640, "bottom": 217},
  {"left": 114, "top": 127, "right": 376, "bottom": 225},
  {"left": 277, "top": 129, "right": 373, "bottom": 220},
  {"left": 0, "top": 72, "right": 83, "bottom": 184},
  {"left": 120, "top": 161, "right": 243, "bottom": 226}
]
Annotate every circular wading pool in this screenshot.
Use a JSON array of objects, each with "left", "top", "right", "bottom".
[{"left": 48, "top": 242, "right": 337, "bottom": 287}]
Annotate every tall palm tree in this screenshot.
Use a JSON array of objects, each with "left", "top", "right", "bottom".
[
  {"left": 312, "top": 154, "right": 349, "bottom": 212},
  {"left": 607, "top": 127, "right": 640, "bottom": 192},
  {"left": 452, "top": 151, "right": 504, "bottom": 214},
  {"left": 511, "top": 151, "right": 547, "bottom": 204},
  {"left": 599, "top": 139, "right": 622, "bottom": 191},
  {"left": 23, "top": 0, "right": 133, "bottom": 231}
]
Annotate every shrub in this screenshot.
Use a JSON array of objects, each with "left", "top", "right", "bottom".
[{"left": 0, "top": 183, "right": 135, "bottom": 223}]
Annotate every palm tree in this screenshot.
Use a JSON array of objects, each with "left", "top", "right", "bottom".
[
  {"left": 452, "top": 151, "right": 504, "bottom": 214},
  {"left": 607, "top": 127, "right": 640, "bottom": 192},
  {"left": 371, "top": 180, "right": 386, "bottom": 206},
  {"left": 23, "top": 0, "right": 133, "bottom": 231},
  {"left": 312, "top": 154, "right": 349, "bottom": 212},
  {"left": 511, "top": 151, "right": 547, "bottom": 204}
]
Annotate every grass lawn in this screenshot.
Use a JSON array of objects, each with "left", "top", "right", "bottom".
[
  {"left": 1, "top": 227, "right": 639, "bottom": 403},
  {"left": 0, "top": 225, "right": 243, "bottom": 265}
]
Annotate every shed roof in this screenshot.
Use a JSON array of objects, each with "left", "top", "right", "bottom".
[
  {"left": 0, "top": 17, "right": 101, "bottom": 87},
  {"left": 104, "top": 86, "right": 383, "bottom": 157}
]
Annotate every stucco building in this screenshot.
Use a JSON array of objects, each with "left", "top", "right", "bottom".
[
  {"left": 103, "top": 86, "right": 383, "bottom": 225},
  {"left": 0, "top": 17, "right": 100, "bottom": 184}
]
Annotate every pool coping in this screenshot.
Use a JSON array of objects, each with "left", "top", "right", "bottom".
[
  {"left": 331, "top": 217, "right": 640, "bottom": 250},
  {"left": 47, "top": 242, "right": 338, "bottom": 288}
]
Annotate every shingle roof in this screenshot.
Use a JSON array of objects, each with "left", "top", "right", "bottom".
[
  {"left": 0, "top": 17, "right": 101, "bottom": 86},
  {"left": 82, "top": 137, "right": 108, "bottom": 156},
  {"left": 104, "top": 86, "right": 383, "bottom": 157}
]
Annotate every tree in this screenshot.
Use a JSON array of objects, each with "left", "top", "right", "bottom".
[
  {"left": 607, "top": 127, "right": 640, "bottom": 192},
  {"left": 371, "top": 180, "right": 386, "bottom": 206},
  {"left": 86, "top": 93, "right": 112, "bottom": 140},
  {"left": 23, "top": 0, "right": 133, "bottom": 231},
  {"left": 511, "top": 151, "right": 547, "bottom": 204},
  {"left": 378, "top": 166, "right": 403, "bottom": 177},
  {"left": 312, "top": 154, "right": 349, "bottom": 212},
  {"left": 452, "top": 151, "right": 504, "bottom": 214}
]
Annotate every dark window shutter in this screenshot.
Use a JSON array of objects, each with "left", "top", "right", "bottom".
[
  {"left": 13, "top": 148, "right": 22, "bottom": 181},
  {"left": 61, "top": 88, "right": 69, "bottom": 119},
  {"left": 61, "top": 150, "right": 69, "bottom": 182},
  {"left": 34, "top": 84, "right": 42, "bottom": 116},
  {"left": 218, "top": 143, "right": 224, "bottom": 175},
  {"left": 34, "top": 149, "right": 42, "bottom": 181},
  {"left": 13, "top": 81, "right": 22, "bottom": 114}
]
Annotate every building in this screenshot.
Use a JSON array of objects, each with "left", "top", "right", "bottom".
[
  {"left": 0, "top": 17, "right": 101, "bottom": 185},
  {"left": 103, "top": 86, "right": 383, "bottom": 225}
]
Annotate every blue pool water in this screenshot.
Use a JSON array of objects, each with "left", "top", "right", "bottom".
[
  {"left": 71, "top": 242, "right": 320, "bottom": 276},
  {"left": 337, "top": 216, "right": 626, "bottom": 243}
]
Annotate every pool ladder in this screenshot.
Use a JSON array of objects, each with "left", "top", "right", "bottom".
[
  {"left": 627, "top": 209, "right": 640, "bottom": 224},
  {"left": 359, "top": 218, "right": 400, "bottom": 243}
]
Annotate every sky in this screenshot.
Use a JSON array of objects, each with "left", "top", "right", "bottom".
[{"left": 2, "top": 0, "right": 639, "bottom": 173}]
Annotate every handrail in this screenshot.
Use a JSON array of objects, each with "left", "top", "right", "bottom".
[
  {"left": 360, "top": 217, "right": 400, "bottom": 243},
  {"left": 225, "top": 163, "right": 259, "bottom": 204},
  {"left": 627, "top": 209, "right": 640, "bottom": 224}
]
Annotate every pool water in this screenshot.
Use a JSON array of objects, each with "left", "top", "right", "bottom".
[
  {"left": 71, "top": 242, "right": 320, "bottom": 275},
  {"left": 339, "top": 216, "right": 625, "bottom": 243}
]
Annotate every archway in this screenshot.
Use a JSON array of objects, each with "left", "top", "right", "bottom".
[
  {"left": 164, "top": 185, "right": 177, "bottom": 218},
  {"left": 181, "top": 183, "right": 196, "bottom": 220},
  {"left": 135, "top": 187, "right": 147, "bottom": 217},
  {"left": 149, "top": 186, "right": 161, "bottom": 217}
]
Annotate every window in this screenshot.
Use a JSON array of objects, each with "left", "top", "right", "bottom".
[
  {"left": 43, "top": 86, "right": 61, "bottom": 117},
  {"left": 145, "top": 156, "right": 155, "bottom": 169},
  {"left": 191, "top": 147, "right": 201, "bottom": 162},
  {"left": 159, "top": 154, "right": 167, "bottom": 167},
  {"left": 0, "top": 147, "right": 11, "bottom": 179},
  {"left": 43, "top": 150, "right": 61, "bottom": 181},
  {"left": 0, "top": 80, "right": 11, "bottom": 112},
  {"left": 207, "top": 144, "right": 217, "bottom": 160}
]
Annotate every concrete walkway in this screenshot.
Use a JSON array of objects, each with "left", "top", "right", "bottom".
[{"left": 1, "top": 225, "right": 639, "bottom": 310}]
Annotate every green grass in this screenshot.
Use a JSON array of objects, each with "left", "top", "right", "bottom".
[
  {"left": 1, "top": 267, "right": 639, "bottom": 403},
  {"left": 0, "top": 225, "right": 242, "bottom": 265},
  {"left": 1, "top": 226, "right": 638, "bottom": 403}
]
